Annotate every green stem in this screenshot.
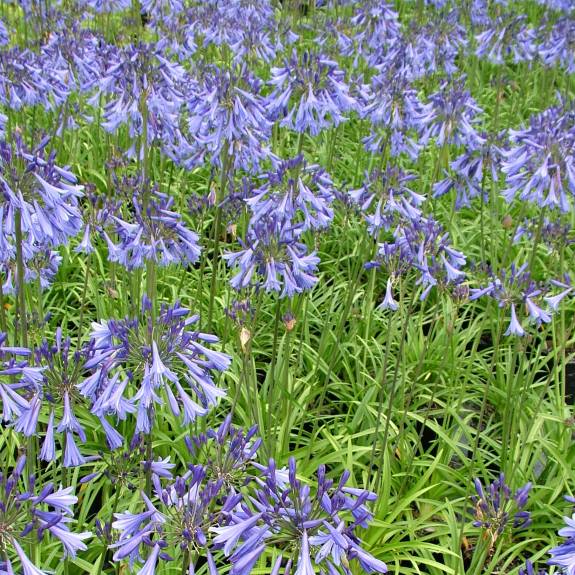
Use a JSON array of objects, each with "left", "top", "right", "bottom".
[
  {"left": 15, "top": 210, "right": 27, "bottom": 348},
  {"left": 266, "top": 298, "right": 283, "bottom": 453},
  {"left": 76, "top": 253, "right": 92, "bottom": 349},
  {"left": 207, "top": 144, "right": 231, "bottom": 331},
  {"left": 0, "top": 273, "right": 6, "bottom": 334}
]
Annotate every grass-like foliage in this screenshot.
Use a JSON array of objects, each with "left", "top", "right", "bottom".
[{"left": 0, "top": 0, "right": 573, "bottom": 573}]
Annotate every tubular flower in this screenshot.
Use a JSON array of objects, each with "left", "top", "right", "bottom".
[
  {"left": 104, "top": 188, "right": 201, "bottom": 270},
  {"left": 246, "top": 155, "right": 336, "bottom": 232},
  {"left": 0, "top": 456, "right": 91, "bottom": 572},
  {"left": 501, "top": 100, "right": 575, "bottom": 212},
  {"left": 82, "top": 301, "right": 230, "bottom": 434},
  {"left": 215, "top": 457, "right": 387, "bottom": 575},
  {"left": 268, "top": 50, "right": 357, "bottom": 136},
  {"left": 224, "top": 218, "right": 320, "bottom": 298},
  {"left": 469, "top": 262, "right": 553, "bottom": 336},
  {"left": 350, "top": 168, "right": 425, "bottom": 237},
  {"left": 173, "top": 66, "right": 272, "bottom": 174}
]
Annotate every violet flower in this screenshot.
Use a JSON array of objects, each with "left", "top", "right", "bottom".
[
  {"left": 0, "top": 456, "right": 91, "bottom": 572},
  {"left": 501, "top": 100, "right": 575, "bottom": 212},
  {"left": 268, "top": 50, "right": 357, "bottom": 136},
  {"left": 82, "top": 301, "right": 230, "bottom": 435},
  {"left": 472, "top": 474, "right": 532, "bottom": 545}
]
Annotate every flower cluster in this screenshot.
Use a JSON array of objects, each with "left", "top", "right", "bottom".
[
  {"left": 472, "top": 474, "right": 532, "bottom": 545},
  {"left": 82, "top": 301, "right": 230, "bottom": 434},
  {"left": 0, "top": 456, "right": 91, "bottom": 573}
]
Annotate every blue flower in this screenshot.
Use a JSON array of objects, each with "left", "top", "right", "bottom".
[
  {"left": 268, "top": 50, "right": 357, "bottom": 136},
  {"left": 85, "top": 302, "right": 229, "bottom": 434}
]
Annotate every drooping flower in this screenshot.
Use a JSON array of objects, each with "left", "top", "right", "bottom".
[
  {"left": 538, "top": 15, "right": 575, "bottom": 73},
  {"left": 246, "top": 155, "right": 336, "bottom": 232},
  {"left": 0, "top": 333, "right": 42, "bottom": 425},
  {"left": 267, "top": 50, "right": 357, "bottom": 136},
  {"left": 501, "top": 100, "right": 575, "bottom": 212},
  {"left": 172, "top": 66, "right": 272, "bottom": 174},
  {"left": 224, "top": 217, "right": 320, "bottom": 298},
  {"left": 348, "top": 0, "right": 402, "bottom": 65},
  {"left": 360, "top": 60, "right": 429, "bottom": 160},
  {"left": 433, "top": 131, "right": 503, "bottom": 209},
  {"left": 372, "top": 216, "right": 467, "bottom": 301},
  {"left": 350, "top": 168, "right": 424, "bottom": 237},
  {"left": 91, "top": 41, "right": 188, "bottom": 158},
  {"left": 104, "top": 187, "right": 201, "bottom": 270},
  {"left": 475, "top": 14, "right": 536, "bottom": 64},
  {"left": 83, "top": 301, "right": 230, "bottom": 435},
  {"left": 404, "top": 8, "right": 468, "bottom": 76},
  {"left": 0, "top": 456, "right": 91, "bottom": 572},
  {"left": 469, "top": 262, "right": 552, "bottom": 336},
  {"left": 417, "top": 77, "right": 484, "bottom": 150},
  {"left": 0, "top": 136, "right": 84, "bottom": 251},
  {"left": 14, "top": 328, "right": 112, "bottom": 467}
]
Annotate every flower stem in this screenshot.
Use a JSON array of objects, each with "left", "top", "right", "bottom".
[
  {"left": 207, "top": 144, "right": 231, "bottom": 331},
  {"left": 14, "top": 209, "right": 27, "bottom": 348}
]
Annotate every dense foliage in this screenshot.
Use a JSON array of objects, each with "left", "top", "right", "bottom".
[{"left": 0, "top": 0, "right": 573, "bottom": 573}]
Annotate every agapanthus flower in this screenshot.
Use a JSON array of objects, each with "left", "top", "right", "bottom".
[
  {"left": 110, "top": 465, "right": 239, "bottom": 571},
  {"left": 0, "top": 48, "right": 72, "bottom": 111},
  {"left": 229, "top": 23, "right": 278, "bottom": 67},
  {"left": 140, "top": 0, "right": 183, "bottom": 15},
  {"left": 83, "top": 0, "right": 131, "bottom": 14},
  {"left": 545, "top": 275, "right": 574, "bottom": 312},
  {"left": 502, "top": 100, "right": 575, "bottom": 212},
  {"left": 173, "top": 66, "right": 272, "bottom": 173},
  {"left": 0, "top": 136, "right": 84, "bottom": 251},
  {"left": 2, "top": 249, "right": 63, "bottom": 296},
  {"left": 470, "top": 262, "right": 552, "bottom": 336},
  {"left": 472, "top": 474, "right": 531, "bottom": 545},
  {"left": 417, "top": 77, "right": 484, "bottom": 150},
  {"left": 42, "top": 28, "right": 117, "bottom": 97},
  {"left": 91, "top": 41, "right": 187, "bottom": 157},
  {"left": 548, "top": 506, "right": 575, "bottom": 574},
  {"left": 475, "top": 14, "right": 536, "bottom": 64},
  {"left": 0, "top": 456, "right": 91, "bottom": 573},
  {"left": 185, "top": 414, "right": 261, "bottom": 491},
  {"left": 224, "top": 218, "right": 320, "bottom": 298},
  {"left": 374, "top": 216, "right": 467, "bottom": 300},
  {"left": 536, "top": 0, "right": 573, "bottom": 12},
  {"left": 348, "top": 0, "right": 402, "bottom": 65},
  {"left": 350, "top": 168, "right": 425, "bottom": 237},
  {"left": 82, "top": 301, "right": 230, "bottom": 434},
  {"left": 181, "top": 0, "right": 275, "bottom": 56},
  {"left": 538, "top": 16, "right": 575, "bottom": 73},
  {"left": 217, "top": 457, "right": 387, "bottom": 574},
  {"left": 14, "top": 328, "right": 112, "bottom": 467},
  {"left": 434, "top": 130, "right": 503, "bottom": 209},
  {"left": 246, "top": 155, "right": 336, "bottom": 231},
  {"left": 268, "top": 50, "right": 357, "bottom": 136},
  {"left": 104, "top": 188, "right": 201, "bottom": 270},
  {"left": 0, "top": 19, "right": 9, "bottom": 47},
  {"left": 405, "top": 9, "right": 468, "bottom": 76},
  {"left": 0, "top": 333, "right": 43, "bottom": 424},
  {"left": 360, "top": 60, "right": 428, "bottom": 160},
  {"left": 315, "top": 17, "right": 359, "bottom": 63}
]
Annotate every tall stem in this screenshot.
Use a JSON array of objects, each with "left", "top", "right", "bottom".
[
  {"left": 0, "top": 273, "right": 6, "bottom": 333},
  {"left": 207, "top": 143, "right": 231, "bottom": 331},
  {"left": 15, "top": 210, "right": 27, "bottom": 348}
]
